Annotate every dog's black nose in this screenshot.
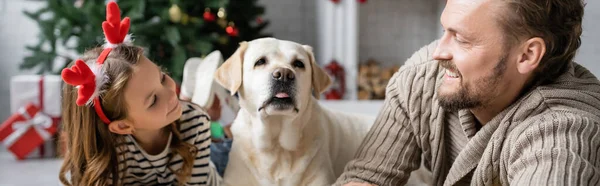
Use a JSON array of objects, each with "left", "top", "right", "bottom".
[{"left": 272, "top": 68, "right": 295, "bottom": 81}]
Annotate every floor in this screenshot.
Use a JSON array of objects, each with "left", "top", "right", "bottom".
[{"left": 0, "top": 150, "right": 62, "bottom": 186}]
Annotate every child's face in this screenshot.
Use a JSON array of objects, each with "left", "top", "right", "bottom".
[{"left": 122, "top": 56, "right": 182, "bottom": 130}]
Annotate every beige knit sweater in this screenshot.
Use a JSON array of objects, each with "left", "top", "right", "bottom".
[{"left": 334, "top": 40, "right": 600, "bottom": 186}]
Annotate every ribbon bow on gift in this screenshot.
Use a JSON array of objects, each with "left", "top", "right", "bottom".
[
  {"left": 13, "top": 109, "right": 53, "bottom": 132},
  {"left": 2, "top": 104, "right": 54, "bottom": 148}
]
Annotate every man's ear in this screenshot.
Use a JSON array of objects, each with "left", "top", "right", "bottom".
[
  {"left": 215, "top": 42, "right": 248, "bottom": 95},
  {"left": 108, "top": 119, "right": 135, "bottom": 135},
  {"left": 303, "top": 45, "right": 331, "bottom": 99},
  {"left": 516, "top": 37, "right": 545, "bottom": 75}
]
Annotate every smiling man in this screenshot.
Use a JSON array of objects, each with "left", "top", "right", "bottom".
[{"left": 335, "top": 0, "right": 600, "bottom": 185}]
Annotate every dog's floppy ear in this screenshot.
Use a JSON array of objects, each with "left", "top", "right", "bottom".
[
  {"left": 303, "top": 45, "right": 331, "bottom": 99},
  {"left": 215, "top": 42, "right": 248, "bottom": 95}
]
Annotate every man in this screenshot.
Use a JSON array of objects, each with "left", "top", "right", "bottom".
[{"left": 335, "top": 0, "right": 600, "bottom": 185}]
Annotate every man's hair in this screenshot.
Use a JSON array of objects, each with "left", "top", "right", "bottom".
[{"left": 498, "top": 0, "right": 585, "bottom": 86}]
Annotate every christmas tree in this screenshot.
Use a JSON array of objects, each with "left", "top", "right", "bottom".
[{"left": 21, "top": 0, "right": 270, "bottom": 82}]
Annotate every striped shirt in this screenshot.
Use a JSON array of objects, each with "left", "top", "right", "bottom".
[
  {"left": 116, "top": 101, "right": 221, "bottom": 186},
  {"left": 335, "top": 40, "right": 600, "bottom": 186}
]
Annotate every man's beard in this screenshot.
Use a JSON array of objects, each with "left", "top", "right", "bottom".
[{"left": 437, "top": 55, "right": 507, "bottom": 111}]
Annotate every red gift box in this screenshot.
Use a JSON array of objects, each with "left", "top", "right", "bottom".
[
  {"left": 0, "top": 103, "right": 59, "bottom": 160},
  {"left": 1, "top": 76, "right": 61, "bottom": 160}
]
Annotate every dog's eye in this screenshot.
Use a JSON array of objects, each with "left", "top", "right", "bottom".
[
  {"left": 255, "top": 58, "right": 267, "bottom": 67},
  {"left": 293, "top": 60, "right": 305, "bottom": 69}
]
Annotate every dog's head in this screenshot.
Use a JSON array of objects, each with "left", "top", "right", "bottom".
[{"left": 215, "top": 38, "right": 331, "bottom": 117}]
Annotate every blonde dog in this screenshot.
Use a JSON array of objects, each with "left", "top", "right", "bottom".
[{"left": 215, "top": 38, "right": 374, "bottom": 186}]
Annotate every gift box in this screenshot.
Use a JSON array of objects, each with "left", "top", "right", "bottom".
[{"left": 0, "top": 75, "right": 62, "bottom": 160}]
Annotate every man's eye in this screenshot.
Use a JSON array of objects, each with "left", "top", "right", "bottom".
[{"left": 455, "top": 37, "right": 468, "bottom": 44}]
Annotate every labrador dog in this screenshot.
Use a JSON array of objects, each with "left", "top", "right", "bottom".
[{"left": 214, "top": 38, "right": 375, "bottom": 186}]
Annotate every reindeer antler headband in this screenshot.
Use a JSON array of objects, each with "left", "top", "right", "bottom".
[{"left": 61, "top": 1, "right": 131, "bottom": 124}]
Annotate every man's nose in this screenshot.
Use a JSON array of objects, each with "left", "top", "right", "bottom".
[{"left": 433, "top": 39, "right": 453, "bottom": 61}]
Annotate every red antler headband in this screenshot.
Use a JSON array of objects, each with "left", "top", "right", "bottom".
[{"left": 61, "top": 1, "right": 131, "bottom": 124}]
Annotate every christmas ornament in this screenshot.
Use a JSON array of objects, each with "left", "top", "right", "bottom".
[
  {"left": 203, "top": 8, "right": 216, "bottom": 22},
  {"left": 181, "top": 14, "right": 190, "bottom": 25},
  {"left": 323, "top": 60, "right": 346, "bottom": 100},
  {"left": 358, "top": 0, "right": 367, "bottom": 3},
  {"left": 217, "top": 18, "right": 227, "bottom": 28},
  {"left": 331, "top": 0, "right": 341, "bottom": 3},
  {"left": 169, "top": 4, "right": 182, "bottom": 23},
  {"left": 190, "top": 17, "right": 201, "bottom": 24},
  {"left": 217, "top": 7, "right": 226, "bottom": 18},
  {"left": 74, "top": 0, "right": 84, "bottom": 8},
  {"left": 219, "top": 35, "right": 229, "bottom": 45},
  {"left": 226, "top": 23, "right": 239, "bottom": 37}
]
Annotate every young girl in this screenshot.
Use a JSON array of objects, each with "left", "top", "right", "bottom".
[{"left": 58, "top": 2, "right": 220, "bottom": 185}]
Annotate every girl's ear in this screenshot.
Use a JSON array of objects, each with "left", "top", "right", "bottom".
[{"left": 108, "top": 120, "right": 135, "bottom": 134}]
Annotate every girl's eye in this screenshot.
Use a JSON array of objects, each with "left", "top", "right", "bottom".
[{"left": 150, "top": 95, "right": 158, "bottom": 107}]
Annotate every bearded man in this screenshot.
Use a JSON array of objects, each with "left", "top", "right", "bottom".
[{"left": 336, "top": 0, "right": 600, "bottom": 185}]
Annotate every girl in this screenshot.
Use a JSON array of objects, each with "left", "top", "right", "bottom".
[{"left": 58, "top": 2, "right": 220, "bottom": 185}]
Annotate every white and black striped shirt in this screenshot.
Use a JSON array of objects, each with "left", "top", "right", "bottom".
[{"left": 116, "top": 101, "right": 221, "bottom": 185}]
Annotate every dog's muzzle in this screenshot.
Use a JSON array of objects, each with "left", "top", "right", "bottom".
[{"left": 258, "top": 68, "right": 299, "bottom": 113}]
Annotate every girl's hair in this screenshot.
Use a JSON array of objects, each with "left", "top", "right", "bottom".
[{"left": 59, "top": 45, "right": 197, "bottom": 186}]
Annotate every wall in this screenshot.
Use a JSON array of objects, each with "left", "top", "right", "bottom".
[
  {"left": 0, "top": 0, "right": 45, "bottom": 121},
  {"left": 358, "top": 0, "right": 441, "bottom": 67},
  {"left": 257, "top": 0, "right": 318, "bottom": 57},
  {"left": 258, "top": 0, "right": 443, "bottom": 69},
  {"left": 576, "top": 0, "right": 600, "bottom": 76}
]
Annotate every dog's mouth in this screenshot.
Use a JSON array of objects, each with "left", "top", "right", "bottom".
[
  {"left": 258, "top": 93, "right": 299, "bottom": 113},
  {"left": 258, "top": 83, "right": 299, "bottom": 113}
]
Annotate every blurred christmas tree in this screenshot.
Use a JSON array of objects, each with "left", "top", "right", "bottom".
[{"left": 21, "top": 0, "right": 270, "bottom": 82}]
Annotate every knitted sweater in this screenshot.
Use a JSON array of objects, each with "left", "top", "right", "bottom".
[{"left": 335, "top": 40, "right": 600, "bottom": 186}]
